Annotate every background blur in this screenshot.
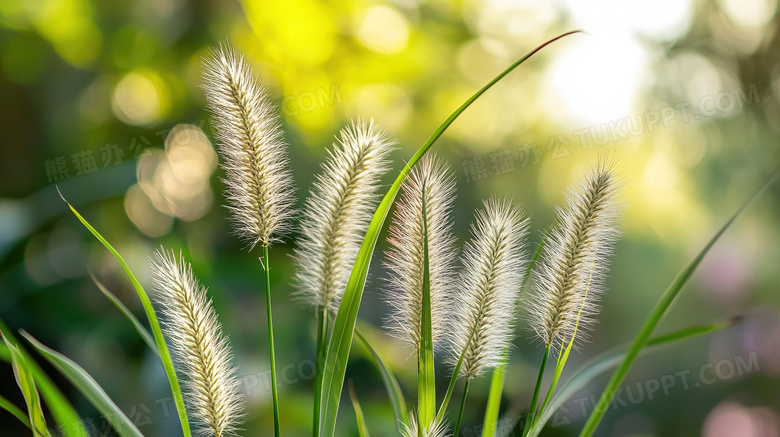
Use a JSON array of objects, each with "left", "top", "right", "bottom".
[{"left": 1, "top": 0, "right": 779, "bottom": 436}]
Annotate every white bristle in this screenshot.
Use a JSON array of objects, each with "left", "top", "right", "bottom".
[{"left": 402, "top": 414, "right": 451, "bottom": 437}]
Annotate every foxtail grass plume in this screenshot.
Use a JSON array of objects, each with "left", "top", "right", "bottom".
[
  {"left": 150, "top": 249, "right": 244, "bottom": 437},
  {"left": 384, "top": 153, "right": 457, "bottom": 352},
  {"left": 293, "top": 120, "right": 394, "bottom": 311},
  {"left": 201, "top": 43, "right": 295, "bottom": 248},
  {"left": 447, "top": 197, "right": 529, "bottom": 380},
  {"left": 402, "top": 414, "right": 450, "bottom": 437},
  {"left": 526, "top": 159, "right": 622, "bottom": 351}
]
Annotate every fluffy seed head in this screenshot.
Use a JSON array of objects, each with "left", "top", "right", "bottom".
[
  {"left": 384, "top": 153, "right": 457, "bottom": 353},
  {"left": 202, "top": 42, "right": 295, "bottom": 248},
  {"left": 150, "top": 249, "right": 244, "bottom": 437},
  {"left": 526, "top": 159, "right": 622, "bottom": 351},
  {"left": 402, "top": 414, "right": 450, "bottom": 437},
  {"left": 293, "top": 119, "right": 394, "bottom": 311},
  {"left": 447, "top": 197, "right": 529, "bottom": 380}
]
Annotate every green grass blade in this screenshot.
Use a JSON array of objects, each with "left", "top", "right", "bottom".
[
  {"left": 21, "top": 331, "right": 144, "bottom": 437},
  {"left": 0, "top": 393, "right": 31, "bottom": 429},
  {"left": 355, "top": 327, "right": 409, "bottom": 433},
  {"left": 0, "top": 320, "right": 89, "bottom": 437},
  {"left": 484, "top": 240, "right": 546, "bottom": 437},
  {"left": 578, "top": 171, "right": 778, "bottom": 437},
  {"left": 528, "top": 319, "right": 734, "bottom": 436},
  {"left": 59, "top": 191, "right": 191, "bottom": 437},
  {"left": 348, "top": 381, "right": 371, "bottom": 437},
  {"left": 89, "top": 272, "right": 159, "bottom": 357},
  {"left": 317, "top": 31, "right": 581, "bottom": 437},
  {"left": 2, "top": 333, "right": 50, "bottom": 436},
  {"left": 418, "top": 189, "right": 436, "bottom": 429},
  {"left": 436, "top": 342, "right": 467, "bottom": 423},
  {"left": 481, "top": 361, "right": 507, "bottom": 437}
]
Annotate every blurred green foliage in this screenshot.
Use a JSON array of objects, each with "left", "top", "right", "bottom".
[{"left": 1, "top": 0, "right": 779, "bottom": 436}]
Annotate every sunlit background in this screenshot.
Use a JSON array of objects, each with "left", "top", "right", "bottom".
[{"left": 1, "top": 0, "right": 779, "bottom": 435}]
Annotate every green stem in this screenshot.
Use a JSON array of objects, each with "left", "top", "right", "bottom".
[
  {"left": 531, "top": 360, "right": 563, "bottom": 433},
  {"left": 263, "top": 245, "right": 281, "bottom": 437},
  {"left": 312, "top": 306, "right": 328, "bottom": 437},
  {"left": 436, "top": 335, "right": 470, "bottom": 423},
  {"left": 453, "top": 379, "right": 471, "bottom": 437},
  {"left": 522, "top": 345, "right": 550, "bottom": 436}
]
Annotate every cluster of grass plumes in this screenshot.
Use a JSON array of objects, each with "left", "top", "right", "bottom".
[
  {"left": 200, "top": 41, "right": 625, "bottom": 437},
  {"left": 30, "top": 33, "right": 763, "bottom": 437}
]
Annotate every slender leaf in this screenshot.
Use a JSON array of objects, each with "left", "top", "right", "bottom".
[
  {"left": 348, "top": 380, "right": 371, "bottom": 437},
  {"left": 0, "top": 393, "right": 31, "bottom": 429},
  {"left": 317, "top": 30, "right": 582, "bottom": 437},
  {"left": 578, "top": 171, "right": 779, "bottom": 437},
  {"left": 59, "top": 189, "right": 191, "bottom": 437},
  {"left": 2, "top": 333, "right": 50, "bottom": 436},
  {"left": 528, "top": 319, "right": 734, "bottom": 436},
  {"left": 0, "top": 320, "right": 88, "bottom": 437},
  {"left": 21, "top": 331, "right": 144, "bottom": 437},
  {"left": 418, "top": 188, "right": 435, "bottom": 428},
  {"left": 355, "top": 327, "right": 409, "bottom": 433},
  {"left": 89, "top": 272, "right": 159, "bottom": 357},
  {"left": 481, "top": 363, "right": 506, "bottom": 437},
  {"left": 436, "top": 339, "right": 468, "bottom": 423}
]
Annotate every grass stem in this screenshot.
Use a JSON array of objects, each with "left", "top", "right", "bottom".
[
  {"left": 453, "top": 379, "right": 471, "bottom": 437},
  {"left": 263, "top": 245, "right": 281, "bottom": 437},
  {"left": 313, "top": 307, "right": 328, "bottom": 436},
  {"left": 522, "top": 345, "right": 550, "bottom": 436}
]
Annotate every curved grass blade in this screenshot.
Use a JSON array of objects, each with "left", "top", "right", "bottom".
[
  {"left": 317, "top": 30, "right": 582, "bottom": 437},
  {"left": 482, "top": 241, "right": 545, "bottom": 437},
  {"left": 418, "top": 190, "right": 435, "bottom": 429},
  {"left": 58, "top": 189, "right": 191, "bottom": 437},
  {"left": 355, "top": 327, "right": 409, "bottom": 433},
  {"left": 528, "top": 319, "right": 735, "bottom": 435},
  {"left": 2, "top": 333, "right": 50, "bottom": 436},
  {"left": 481, "top": 363, "right": 506, "bottom": 437},
  {"left": 348, "top": 380, "right": 371, "bottom": 437},
  {"left": 578, "top": 170, "right": 779, "bottom": 437},
  {"left": 0, "top": 319, "right": 88, "bottom": 437},
  {"left": 21, "top": 331, "right": 144, "bottom": 437},
  {"left": 89, "top": 272, "right": 159, "bottom": 357},
  {"left": 0, "top": 393, "right": 31, "bottom": 429}
]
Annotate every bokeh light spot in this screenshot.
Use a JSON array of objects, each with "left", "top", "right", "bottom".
[
  {"left": 112, "top": 70, "right": 169, "bottom": 126},
  {"left": 356, "top": 6, "right": 410, "bottom": 55}
]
